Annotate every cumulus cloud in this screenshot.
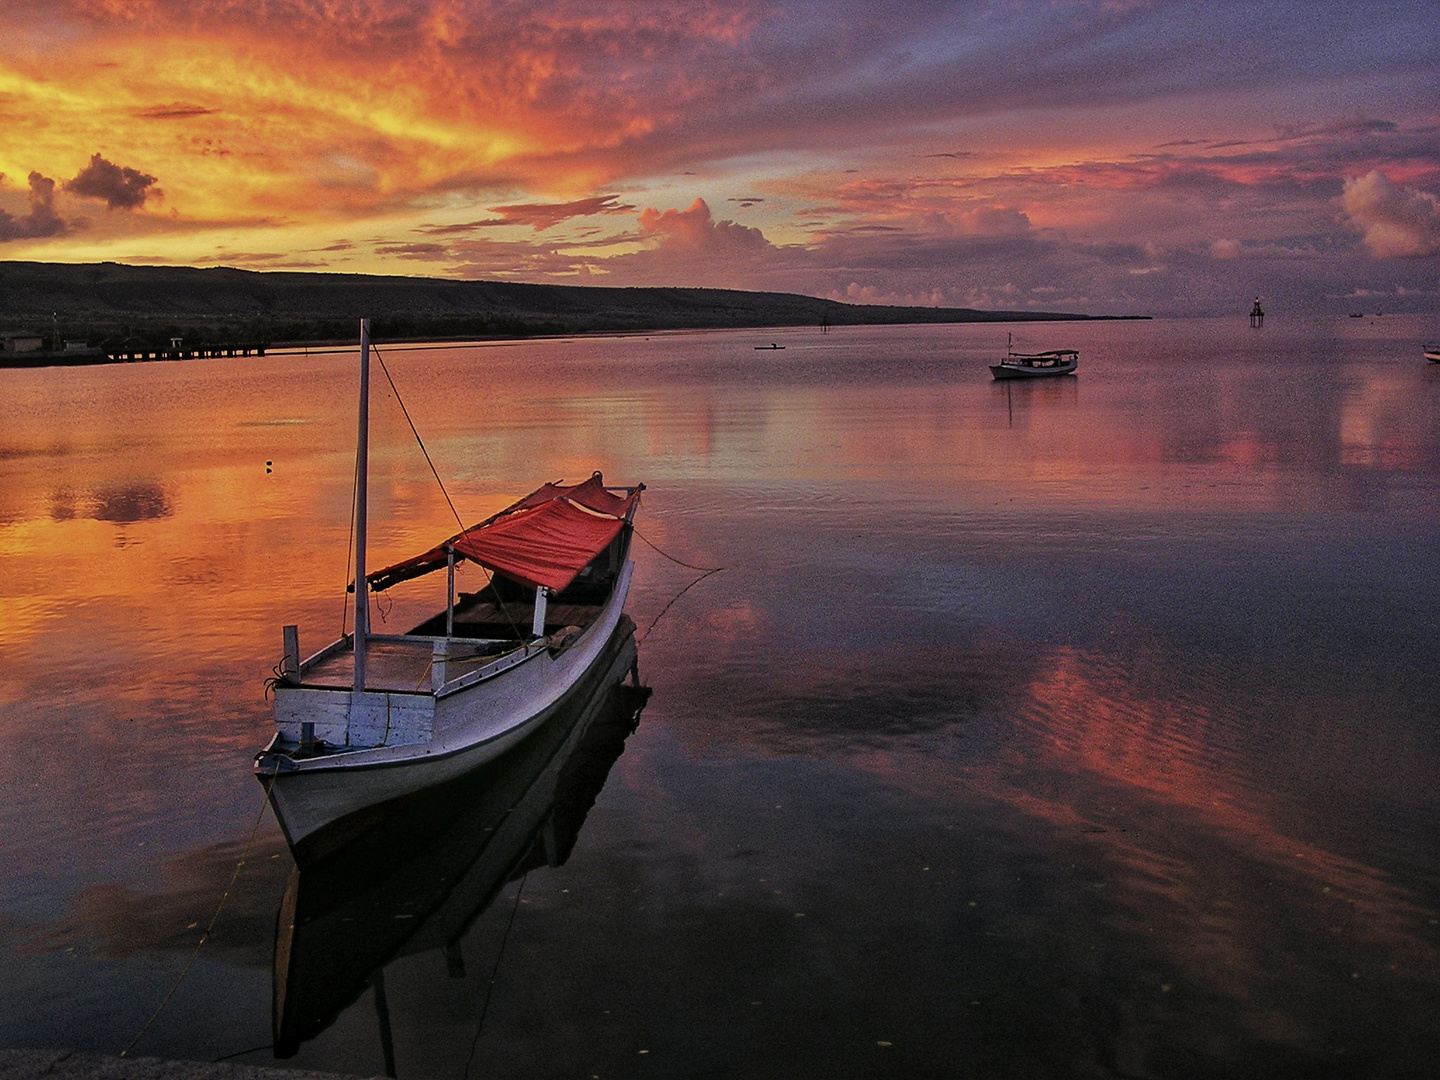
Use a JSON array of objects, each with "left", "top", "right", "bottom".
[
  {"left": 64, "top": 154, "right": 159, "bottom": 210},
  {"left": 1341, "top": 171, "right": 1440, "bottom": 258},
  {"left": 0, "top": 171, "right": 66, "bottom": 241},
  {"left": 637, "top": 198, "right": 769, "bottom": 252},
  {"left": 951, "top": 205, "right": 1031, "bottom": 236}
]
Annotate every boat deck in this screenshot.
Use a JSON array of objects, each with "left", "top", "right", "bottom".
[{"left": 300, "top": 599, "right": 605, "bottom": 693}]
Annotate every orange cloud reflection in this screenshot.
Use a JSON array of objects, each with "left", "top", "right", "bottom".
[{"left": 973, "top": 645, "right": 1439, "bottom": 998}]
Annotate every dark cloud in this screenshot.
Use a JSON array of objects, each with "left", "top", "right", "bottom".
[
  {"left": 0, "top": 172, "right": 66, "bottom": 241},
  {"left": 195, "top": 251, "right": 291, "bottom": 264},
  {"left": 374, "top": 241, "right": 451, "bottom": 259},
  {"left": 64, "top": 153, "right": 158, "bottom": 210},
  {"left": 1280, "top": 117, "right": 1401, "bottom": 140},
  {"left": 483, "top": 195, "right": 636, "bottom": 231},
  {"left": 413, "top": 195, "right": 637, "bottom": 236},
  {"left": 415, "top": 219, "right": 498, "bottom": 236},
  {"left": 447, "top": 235, "right": 599, "bottom": 279},
  {"left": 137, "top": 102, "right": 216, "bottom": 119}
]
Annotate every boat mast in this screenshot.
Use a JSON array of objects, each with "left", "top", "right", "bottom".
[{"left": 353, "top": 318, "right": 370, "bottom": 693}]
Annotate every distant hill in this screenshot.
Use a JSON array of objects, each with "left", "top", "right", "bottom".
[{"left": 0, "top": 261, "right": 1134, "bottom": 349}]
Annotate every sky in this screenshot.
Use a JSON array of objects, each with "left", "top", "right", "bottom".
[{"left": 1, "top": 0, "right": 1437, "bottom": 316}]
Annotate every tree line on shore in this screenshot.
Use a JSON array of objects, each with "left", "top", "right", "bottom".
[{"left": 0, "top": 260, "right": 1131, "bottom": 351}]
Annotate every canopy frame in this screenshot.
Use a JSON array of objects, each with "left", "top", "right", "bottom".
[{"left": 365, "top": 473, "right": 643, "bottom": 596}]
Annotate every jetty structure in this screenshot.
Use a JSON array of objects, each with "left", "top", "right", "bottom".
[{"left": 0, "top": 332, "right": 266, "bottom": 367}]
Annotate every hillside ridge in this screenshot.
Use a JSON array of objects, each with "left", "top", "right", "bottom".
[{"left": 0, "top": 261, "right": 1139, "bottom": 348}]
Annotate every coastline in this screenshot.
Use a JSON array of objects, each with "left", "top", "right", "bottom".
[
  {"left": 0, "top": 260, "right": 1149, "bottom": 370},
  {"left": 0, "top": 316, "right": 1153, "bottom": 370}
]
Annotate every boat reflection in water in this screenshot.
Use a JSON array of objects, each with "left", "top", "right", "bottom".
[{"left": 270, "top": 617, "right": 648, "bottom": 1066}]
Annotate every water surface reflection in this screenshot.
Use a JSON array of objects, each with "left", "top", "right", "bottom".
[
  {"left": 274, "top": 625, "right": 648, "bottom": 1066},
  {"left": 1, "top": 318, "right": 1438, "bottom": 1077}
]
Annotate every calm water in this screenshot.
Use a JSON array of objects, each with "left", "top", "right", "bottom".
[{"left": 2, "top": 317, "right": 1439, "bottom": 1078}]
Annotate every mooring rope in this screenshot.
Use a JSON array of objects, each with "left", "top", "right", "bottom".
[
  {"left": 632, "top": 524, "right": 723, "bottom": 573},
  {"left": 370, "top": 344, "right": 527, "bottom": 642},
  {"left": 628, "top": 524, "right": 724, "bottom": 641},
  {"left": 372, "top": 344, "right": 465, "bottom": 532},
  {"left": 463, "top": 873, "right": 529, "bottom": 1079},
  {"left": 640, "top": 566, "right": 724, "bottom": 641},
  {"left": 120, "top": 767, "right": 280, "bottom": 1058},
  {"left": 211, "top": 1043, "right": 273, "bottom": 1063}
]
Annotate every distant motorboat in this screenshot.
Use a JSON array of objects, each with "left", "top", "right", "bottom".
[
  {"left": 1425, "top": 343, "right": 1440, "bottom": 363},
  {"left": 754, "top": 343, "right": 785, "bottom": 350},
  {"left": 990, "top": 334, "right": 1078, "bottom": 380}
]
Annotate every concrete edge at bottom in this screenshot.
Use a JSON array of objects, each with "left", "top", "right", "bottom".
[{"left": 0, "top": 1051, "right": 383, "bottom": 1080}]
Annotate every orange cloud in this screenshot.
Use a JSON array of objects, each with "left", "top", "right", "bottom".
[{"left": 0, "top": 1, "right": 1434, "bottom": 312}]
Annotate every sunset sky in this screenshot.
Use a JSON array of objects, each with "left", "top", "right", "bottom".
[{"left": 2, "top": 0, "right": 1436, "bottom": 315}]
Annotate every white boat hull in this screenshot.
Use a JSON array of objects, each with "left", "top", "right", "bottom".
[
  {"left": 258, "top": 561, "right": 635, "bottom": 858},
  {"left": 990, "top": 360, "right": 1077, "bottom": 379}
]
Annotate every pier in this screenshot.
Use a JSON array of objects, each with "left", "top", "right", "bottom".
[
  {"left": 0, "top": 342, "right": 267, "bottom": 369},
  {"left": 105, "top": 342, "right": 267, "bottom": 362}
]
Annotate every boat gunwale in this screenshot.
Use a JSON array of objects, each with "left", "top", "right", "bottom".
[
  {"left": 997, "top": 353, "right": 1078, "bottom": 368},
  {"left": 259, "top": 695, "right": 547, "bottom": 776},
  {"left": 297, "top": 634, "right": 353, "bottom": 677},
  {"left": 259, "top": 562, "right": 633, "bottom": 774},
  {"left": 290, "top": 632, "right": 528, "bottom": 694},
  {"left": 257, "top": 595, "right": 633, "bottom": 778},
  {"left": 1006, "top": 349, "right": 1078, "bottom": 361}
]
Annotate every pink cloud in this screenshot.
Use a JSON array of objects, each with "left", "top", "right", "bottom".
[
  {"left": 1341, "top": 171, "right": 1440, "bottom": 258},
  {"left": 637, "top": 198, "right": 770, "bottom": 252}
]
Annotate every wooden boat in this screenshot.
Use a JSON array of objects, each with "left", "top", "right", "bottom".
[
  {"left": 272, "top": 623, "right": 648, "bottom": 1057},
  {"left": 989, "top": 334, "right": 1078, "bottom": 380},
  {"left": 255, "top": 319, "right": 643, "bottom": 861},
  {"left": 1425, "top": 343, "right": 1440, "bottom": 363}
]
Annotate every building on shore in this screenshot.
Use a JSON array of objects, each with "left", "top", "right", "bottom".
[{"left": 2, "top": 331, "right": 45, "bottom": 353}]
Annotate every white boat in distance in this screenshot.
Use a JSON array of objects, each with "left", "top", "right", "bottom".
[
  {"left": 256, "top": 320, "right": 643, "bottom": 861},
  {"left": 990, "top": 334, "right": 1078, "bottom": 380},
  {"left": 1425, "top": 343, "right": 1440, "bottom": 363}
]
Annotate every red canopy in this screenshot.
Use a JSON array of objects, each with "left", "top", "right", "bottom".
[{"left": 367, "top": 473, "right": 641, "bottom": 594}]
